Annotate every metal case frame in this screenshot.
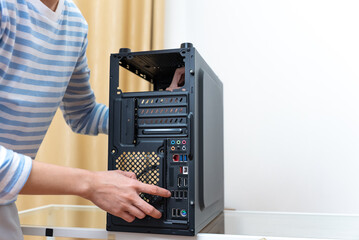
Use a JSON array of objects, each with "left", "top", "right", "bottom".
[{"left": 107, "top": 43, "right": 224, "bottom": 236}]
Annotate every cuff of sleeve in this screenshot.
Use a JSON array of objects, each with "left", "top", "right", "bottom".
[{"left": 0, "top": 154, "right": 32, "bottom": 205}]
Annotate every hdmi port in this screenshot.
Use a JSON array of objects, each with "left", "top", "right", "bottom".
[
  {"left": 177, "top": 177, "right": 182, "bottom": 187},
  {"left": 183, "top": 177, "right": 188, "bottom": 187}
]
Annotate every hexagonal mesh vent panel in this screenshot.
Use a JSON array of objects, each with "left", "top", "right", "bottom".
[{"left": 116, "top": 151, "right": 160, "bottom": 203}]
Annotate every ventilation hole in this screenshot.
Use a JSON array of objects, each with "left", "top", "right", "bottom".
[
  {"left": 180, "top": 98, "right": 183, "bottom": 102},
  {"left": 170, "top": 98, "right": 173, "bottom": 103}
]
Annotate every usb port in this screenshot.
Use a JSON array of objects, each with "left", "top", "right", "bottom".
[
  {"left": 171, "top": 190, "right": 175, "bottom": 198},
  {"left": 172, "top": 208, "right": 176, "bottom": 217},
  {"left": 175, "top": 190, "right": 179, "bottom": 198},
  {"left": 180, "top": 190, "right": 183, "bottom": 198},
  {"left": 183, "top": 155, "right": 187, "bottom": 162},
  {"left": 179, "top": 155, "right": 183, "bottom": 162},
  {"left": 184, "top": 190, "right": 188, "bottom": 199},
  {"left": 183, "top": 166, "right": 188, "bottom": 175},
  {"left": 173, "top": 154, "right": 179, "bottom": 162},
  {"left": 177, "top": 177, "right": 182, "bottom": 187},
  {"left": 176, "top": 209, "right": 180, "bottom": 217},
  {"left": 183, "top": 177, "right": 188, "bottom": 187}
]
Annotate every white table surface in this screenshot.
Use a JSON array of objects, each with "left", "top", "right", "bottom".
[{"left": 19, "top": 204, "right": 359, "bottom": 240}]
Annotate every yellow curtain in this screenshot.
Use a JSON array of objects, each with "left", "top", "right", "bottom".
[{"left": 17, "top": 0, "right": 165, "bottom": 212}]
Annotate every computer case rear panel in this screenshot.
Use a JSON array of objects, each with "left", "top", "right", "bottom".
[{"left": 107, "top": 43, "right": 224, "bottom": 236}]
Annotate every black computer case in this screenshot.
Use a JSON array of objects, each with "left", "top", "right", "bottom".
[{"left": 107, "top": 43, "right": 224, "bottom": 236}]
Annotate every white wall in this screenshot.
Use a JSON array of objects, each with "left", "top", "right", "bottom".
[{"left": 165, "top": 0, "right": 359, "bottom": 214}]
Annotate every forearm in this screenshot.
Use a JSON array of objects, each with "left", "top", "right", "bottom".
[
  {"left": 20, "top": 160, "right": 92, "bottom": 198},
  {"left": 19, "top": 160, "right": 171, "bottom": 222}
]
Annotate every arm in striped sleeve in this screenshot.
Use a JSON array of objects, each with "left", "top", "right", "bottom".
[
  {"left": 60, "top": 37, "right": 108, "bottom": 135},
  {"left": 0, "top": 145, "right": 32, "bottom": 205}
]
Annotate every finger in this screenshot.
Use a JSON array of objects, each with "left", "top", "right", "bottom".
[
  {"left": 178, "top": 67, "right": 185, "bottom": 74},
  {"left": 172, "top": 67, "right": 184, "bottom": 84},
  {"left": 175, "top": 67, "right": 185, "bottom": 75},
  {"left": 178, "top": 74, "right": 185, "bottom": 86},
  {"left": 133, "top": 198, "right": 162, "bottom": 219},
  {"left": 120, "top": 171, "right": 137, "bottom": 179},
  {"left": 117, "top": 211, "right": 136, "bottom": 223},
  {"left": 136, "top": 182, "right": 171, "bottom": 198},
  {"left": 126, "top": 205, "right": 146, "bottom": 219}
]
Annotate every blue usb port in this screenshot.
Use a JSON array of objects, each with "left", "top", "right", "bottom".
[
  {"left": 179, "top": 155, "right": 183, "bottom": 162},
  {"left": 183, "top": 155, "right": 187, "bottom": 162}
]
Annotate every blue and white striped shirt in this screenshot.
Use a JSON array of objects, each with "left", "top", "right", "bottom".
[{"left": 0, "top": 0, "right": 108, "bottom": 205}]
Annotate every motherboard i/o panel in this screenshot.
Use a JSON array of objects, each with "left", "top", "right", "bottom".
[{"left": 107, "top": 43, "right": 224, "bottom": 236}]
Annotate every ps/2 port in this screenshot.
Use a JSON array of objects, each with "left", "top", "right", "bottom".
[{"left": 180, "top": 209, "right": 187, "bottom": 217}]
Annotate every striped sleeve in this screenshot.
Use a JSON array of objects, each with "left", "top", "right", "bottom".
[
  {"left": 60, "top": 36, "right": 109, "bottom": 135},
  {"left": 0, "top": 145, "right": 32, "bottom": 205},
  {"left": 0, "top": 0, "right": 6, "bottom": 37}
]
